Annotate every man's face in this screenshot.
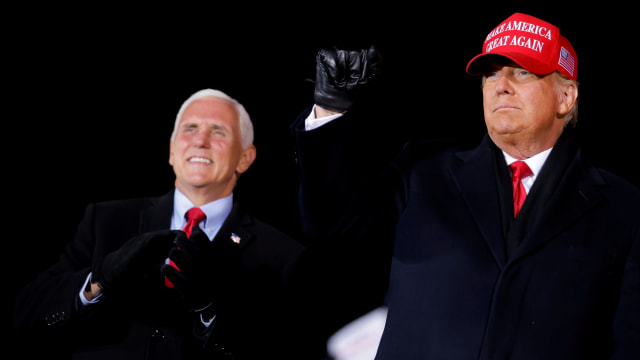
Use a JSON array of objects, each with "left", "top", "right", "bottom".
[
  {"left": 169, "top": 96, "right": 255, "bottom": 199},
  {"left": 482, "top": 61, "right": 569, "bottom": 159}
]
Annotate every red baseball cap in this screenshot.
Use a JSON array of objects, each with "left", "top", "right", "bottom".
[{"left": 466, "top": 13, "right": 577, "bottom": 81}]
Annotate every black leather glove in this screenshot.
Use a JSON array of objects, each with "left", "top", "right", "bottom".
[
  {"left": 92, "top": 229, "right": 179, "bottom": 292},
  {"left": 161, "top": 225, "right": 218, "bottom": 314},
  {"left": 313, "top": 45, "right": 382, "bottom": 112}
]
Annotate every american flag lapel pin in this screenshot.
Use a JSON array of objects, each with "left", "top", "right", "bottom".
[{"left": 230, "top": 233, "right": 241, "bottom": 244}]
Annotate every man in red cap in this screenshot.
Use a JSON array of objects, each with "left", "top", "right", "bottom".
[{"left": 291, "top": 12, "right": 639, "bottom": 359}]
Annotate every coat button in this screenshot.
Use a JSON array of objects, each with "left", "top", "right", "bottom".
[{"left": 151, "top": 329, "right": 165, "bottom": 342}]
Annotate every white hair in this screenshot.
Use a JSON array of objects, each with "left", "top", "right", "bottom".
[{"left": 170, "top": 88, "right": 254, "bottom": 148}]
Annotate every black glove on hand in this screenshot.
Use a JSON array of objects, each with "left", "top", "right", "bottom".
[
  {"left": 161, "top": 225, "right": 218, "bottom": 314},
  {"left": 313, "top": 45, "right": 382, "bottom": 112},
  {"left": 92, "top": 229, "right": 179, "bottom": 292}
]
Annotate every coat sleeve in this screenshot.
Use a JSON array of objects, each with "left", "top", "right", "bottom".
[
  {"left": 292, "top": 106, "right": 405, "bottom": 239},
  {"left": 291, "top": 105, "right": 409, "bottom": 328},
  {"left": 14, "top": 203, "right": 97, "bottom": 336}
]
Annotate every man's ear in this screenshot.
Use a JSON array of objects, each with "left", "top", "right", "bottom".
[
  {"left": 558, "top": 82, "right": 578, "bottom": 116},
  {"left": 236, "top": 144, "right": 257, "bottom": 175}
]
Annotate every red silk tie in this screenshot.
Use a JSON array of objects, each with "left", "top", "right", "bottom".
[
  {"left": 165, "top": 207, "right": 207, "bottom": 288},
  {"left": 509, "top": 161, "right": 532, "bottom": 218},
  {"left": 182, "top": 207, "right": 207, "bottom": 237}
]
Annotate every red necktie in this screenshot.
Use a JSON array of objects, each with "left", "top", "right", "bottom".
[
  {"left": 509, "top": 161, "right": 532, "bottom": 218},
  {"left": 182, "top": 207, "right": 207, "bottom": 237},
  {"left": 165, "top": 207, "right": 207, "bottom": 288}
]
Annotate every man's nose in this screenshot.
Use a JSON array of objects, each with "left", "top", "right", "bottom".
[
  {"left": 192, "top": 132, "right": 210, "bottom": 147},
  {"left": 495, "top": 74, "right": 513, "bottom": 95}
]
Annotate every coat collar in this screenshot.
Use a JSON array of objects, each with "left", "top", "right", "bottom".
[
  {"left": 452, "top": 135, "right": 508, "bottom": 267},
  {"left": 139, "top": 190, "right": 175, "bottom": 233},
  {"left": 138, "top": 189, "right": 254, "bottom": 250},
  {"left": 511, "top": 143, "right": 606, "bottom": 261},
  {"left": 451, "top": 134, "right": 607, "bottom": 267}
]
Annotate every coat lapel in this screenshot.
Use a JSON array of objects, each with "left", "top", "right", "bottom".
[
  {"left": 452, "top": 133, "right": 608, "bottom": 266},
  {"left": 139, "top": 190, "right": 175, "bottom": 233},
  {"left": 511, "top": 148, "right": 606, "bottom": 260},
  {"left": 212, "top": 201, "right": 255, "bottom": 251},
  {"left": 452, "top": 136, "right": 508, "bottom": 267},
  {"left": 136, "top": 190, "right": 255, "bottom": 250}
]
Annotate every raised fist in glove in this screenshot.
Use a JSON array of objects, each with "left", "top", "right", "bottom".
[
  {"left": 161, "top": 225, "right": 219, "bottom": 315},
  {"left": 313, "top": 45, "right": 382, "bottom": 112},
  {"left": 92, "top": 229, "right": 179, "bottom": 292}
]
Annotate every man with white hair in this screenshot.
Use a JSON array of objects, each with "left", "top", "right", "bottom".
[{"left": 14, "top": 89, "right": 320, "bottom": 359}]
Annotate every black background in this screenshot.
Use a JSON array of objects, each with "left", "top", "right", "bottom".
[{"left": 8, "top": 3, "right": 639, "bottom": 348}]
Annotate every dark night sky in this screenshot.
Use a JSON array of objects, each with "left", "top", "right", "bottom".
[{"left": 8, "top": 4, "right": 639, "bottom": 334}]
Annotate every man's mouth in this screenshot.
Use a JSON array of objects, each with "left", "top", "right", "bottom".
[
  {"left": 493, "top": 104, "right": 519, "bottom": 112},
  {"left": 188, "top": 156, "right": 212, "bottom": 164}
]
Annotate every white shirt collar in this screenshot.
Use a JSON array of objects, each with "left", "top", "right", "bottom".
[
  {"left": 502, "top": 148, "right": 552, "bottom": 193},
  {"left": 172, "top": 189, "right": 233, "bottom": 240}
]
